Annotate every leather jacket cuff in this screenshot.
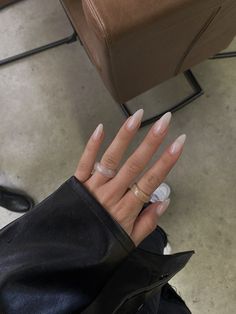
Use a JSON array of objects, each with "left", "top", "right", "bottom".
[
  {"left": 70, "top": 176, "right": 135, "bottom": 252},
  {"left": 0, "top": 176, "right": 135, "bottom": 313}
]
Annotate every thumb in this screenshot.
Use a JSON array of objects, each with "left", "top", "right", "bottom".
[{"left": 131, "top": 199, "right": 170, "bottom": 246}]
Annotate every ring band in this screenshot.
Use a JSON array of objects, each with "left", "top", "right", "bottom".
[
  {"left": 130, "top": 183, "right": 151, "bottom": 203},
  {"left": 93, "top": 162, "right": 116, "bottom": 179}
]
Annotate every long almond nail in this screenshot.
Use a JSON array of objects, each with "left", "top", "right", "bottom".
[
  {"left": 169, "top": 134, "right": 186, "bottom": 155},
  {"left": 153, "top": 112, "right": 172, "bottom": 136},
  {"left": 126, "top": 109, "right": 144, "bottom": 131},
  {"left": 156, "top": 199, "right": 170, "bottom": 216},
  {"left": 92, "top": 124, "right": 103, "bottom": 141}
]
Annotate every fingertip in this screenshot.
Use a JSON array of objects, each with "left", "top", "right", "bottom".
[
  {"left": 153, "top": 112, "right": 172, "bottom": 136},
  {"left": 169, "top": 134, "right": 187, "bottom": 155},
  {"left": 92, "top": 123, "right": 104, "bottom": 141},
  {"left": 156, "top": 199, "right": 170, "bottom": 216},
  {"left": 126, "top": 109, "right": 144, "bottom": 131}
]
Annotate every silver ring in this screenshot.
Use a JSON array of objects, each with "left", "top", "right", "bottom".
[{"left": 93, "top": 162, "right": 116, "bottom": 179}]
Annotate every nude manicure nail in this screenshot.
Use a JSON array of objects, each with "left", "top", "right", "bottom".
[
  {"left": 153, "top": 112, "right": 172, "bottom": 136},
  {"left": 156, "top": 199, "right": 170, "bottom": 216},
  {"left": 92, "top": 124, "right": 103, "bottom": 141},
  {"left": 169, "top": 134, "right": 187, "bottom": 155},
  {"left": 126, "top": 109, "right": 144, "bottom": 131}
]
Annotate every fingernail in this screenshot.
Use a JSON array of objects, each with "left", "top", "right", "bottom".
[
  {"left": 126, "top": 109, "right": 144, "bottom": 131},
  {"left": 92, "top": 124, "right": 103, "bottom": 141},
  {"left": 156, "top": 199, "right": 170, "bottom": 216},
  {"left": 169, "top": 134, "right": 187, "bottom": 155},
  {"left": 153, "top": 112, "right": 172, "bottom": 136}
]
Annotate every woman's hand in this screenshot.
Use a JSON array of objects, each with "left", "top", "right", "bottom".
[{"left": 75, "top": 109, "right": 186, "bottom": 246}]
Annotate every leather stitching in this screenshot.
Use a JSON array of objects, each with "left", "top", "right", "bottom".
[
  {"left": 175, "top": 5, "right": 222, "bottom": 74},
  {"left": 84, "top": 0, "right": 123, "bottom": 102},
  {"left": 85, "top": 0, "right": 109, "bottom": 41}
]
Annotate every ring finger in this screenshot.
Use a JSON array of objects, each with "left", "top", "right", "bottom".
[
  {"left": 107, "top": 112, "right": 172, "bottom": 201},
  {"left": 121, "top": 134, "right": 187, "bottom": 215}
]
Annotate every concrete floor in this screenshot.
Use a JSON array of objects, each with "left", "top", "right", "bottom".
[{"left": 0, "top": 0, "right": 236, "bottom": 313}]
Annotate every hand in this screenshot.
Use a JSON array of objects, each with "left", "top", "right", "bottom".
[{"left": 75, "top": 110, "right": 186, "bottom": 246}]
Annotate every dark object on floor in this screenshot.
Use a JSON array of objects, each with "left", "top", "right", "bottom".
[{"left": 0, "top": 185, "right": 34, "bottom": 213}]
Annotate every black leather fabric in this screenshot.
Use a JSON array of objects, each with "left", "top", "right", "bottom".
[
  {"left": 157, "top": 284, "right": 191, "bottom": 314},
  {"left": 138, "top": 283, "right": 192, "bottom": 314},
  {"left": 0, "top": 177, "right": 194, "bottom": 313},
  {"left": 83, "top": 249, "right": 193, "bottom": 314}
]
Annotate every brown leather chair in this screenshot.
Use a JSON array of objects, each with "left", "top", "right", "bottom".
[
  {"left": 60, "top": 0, "right": 236, "bottom": 123},
  {"left": 1, "top": 0, "right": 236, "bottom": 125}
]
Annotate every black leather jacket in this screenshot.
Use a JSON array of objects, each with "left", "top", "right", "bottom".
[{"left": 0, "top": 177, "right": 193, "bottom": 313}]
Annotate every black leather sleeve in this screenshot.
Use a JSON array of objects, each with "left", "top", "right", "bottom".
[{"left": 0, "top": 176, "right": 135, "bottom": 314}]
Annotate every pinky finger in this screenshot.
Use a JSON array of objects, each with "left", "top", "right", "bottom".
[
  {"left": 131, "top": 199, "right": 170, "bottom": 246},
  {"left": 75, "top": 124, "right": 104, "bottom": 182}
]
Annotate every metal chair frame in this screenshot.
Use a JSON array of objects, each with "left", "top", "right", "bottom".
[{"left": 0, "top": 0, "right": 235, "bottom": 127}]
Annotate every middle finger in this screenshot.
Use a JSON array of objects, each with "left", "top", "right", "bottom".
[
  {"left": 122, "top": 134, "right": 186, "bottom": 215},
  {"left": 107, "top": 112, "right": 172, "bottom": 200}
]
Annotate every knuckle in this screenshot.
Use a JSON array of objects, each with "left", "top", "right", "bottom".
[
  {"left": 76, "top": 161, "right": 89, "bottom": 182},
  {"left": 145, "top": 173, "right": 162, "bottom": 191},
  {"left": 102, "top": 152, "right": 118, "bottom": 169},
  {"left": 127, "top": 157, "right": 143, "bottom": 176},
  {"left": 78, "top": 161, "right": 88, "bottom": 172},
  {"left": 96, "top": 186, "right": 117, "bottom": 208}
]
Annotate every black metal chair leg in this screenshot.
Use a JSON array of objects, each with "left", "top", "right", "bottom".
[
  {"left": 210, "top": 51, "right": 236, "bottom": 59},
  {"left": 120, "top": 70, "right": 204, "bottom": 128},
  {"left": 0, "top": 32, "right": 77, "bottom": 67}
]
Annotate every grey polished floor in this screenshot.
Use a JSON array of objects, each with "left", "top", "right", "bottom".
[{"left": 0, "top": 1, "right": 235, "bottom": 313}]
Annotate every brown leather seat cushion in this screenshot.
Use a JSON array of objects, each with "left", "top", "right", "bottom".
[
  {"left": 61, "top": 0, "right": 236, "bottom": 104},
  {"left": 61, "top": 0, "right": 120, "bottom": 101}
]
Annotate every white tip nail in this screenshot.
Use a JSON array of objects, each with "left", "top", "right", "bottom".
[
  {"left": 93, "top": 124, "right": 103, "bottom": 140},
  {"left": 126, "top": 109, "right": 144, "bottom": 131},
  {"left": 170, "top": 134, "right": 187, "bottom": 155},
  {"left": 153, "top": 112, "right": 172, "bottom": 135}
]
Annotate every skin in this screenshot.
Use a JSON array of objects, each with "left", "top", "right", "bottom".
[{"left": 75, "top": 111, "right": 186, "bottom": 246}]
